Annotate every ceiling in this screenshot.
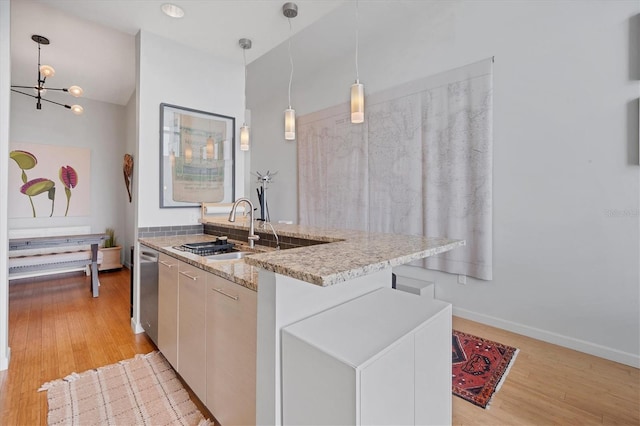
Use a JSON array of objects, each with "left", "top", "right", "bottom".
[{"left": 10, "top": 0, "right": 344, "bottom": 106}]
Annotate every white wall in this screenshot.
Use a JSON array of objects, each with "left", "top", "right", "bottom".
[
  {"left": 136, "top": 30, "right": 247, "bottom": 228},
  {"left": 9, "top": 93, "right": 128, "bottom": 247},
  {"left": 248, "top": 1, "right": 640, "bottom": 366},
  {"left": 124, "top": 91, "right": 136, "bottom": 267},
  {"left": 131, "top": 30, "right": 247, "bottom": 332},
  {"left": 0, "top": 0, "right": 12, "bottom": 371}
]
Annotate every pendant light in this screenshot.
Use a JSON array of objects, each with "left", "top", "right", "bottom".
[
  {"left": 283, "top": 2, "right": 298, "bottom": 140},
  {"left": 351, "top": 0, "right": 364, "bottom": 124},
  {"left": 239, "top": 38, "right": 252, "bottom": 151}
]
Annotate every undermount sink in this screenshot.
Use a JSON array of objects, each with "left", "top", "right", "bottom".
[{"left": 206, "top": 251, "right": 252, "bottom": 262}]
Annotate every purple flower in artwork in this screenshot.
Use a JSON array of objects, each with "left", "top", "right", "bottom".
[
  {"left": 20, "top": 178, "right": 54, "bottom": 196},
  {"left": 59, "top": 165, "right": 78, "bottom": 216},
  {"left": 59, "top": 166, "right": 78, "bottom": 189},
  {"left": 20, "top": 178, "right": 56, "bottom": 217}
]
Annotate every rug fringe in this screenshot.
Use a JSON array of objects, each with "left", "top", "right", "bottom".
[
  {"left": 40, "top": 353, "right": 160, "bottom": 391},
  {"left": 118, "top": 351, "right": 158, "bottom": 365},
  {"left": 38, "top": 379, "right": 61, "bottom": 392},
  {"left": 63, "top": 371, "right": 81, "bottom": 382},
  {"left": 38, "top": 370, "right": 82, "bottom": 391},
  {"left": 198, "top": 419, "right": 213, "bottom": 426},
  {"left": 485, "top": 348, "right": 520, "bottom": 410}
]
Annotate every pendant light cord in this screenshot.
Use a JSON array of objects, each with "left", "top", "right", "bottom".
[
  {"left": 287, "top": 17, "right": 294, "bottom": 108},
  {"left": 243, "top": 47, "right": 248, "bottom": 124},
  {"left": 355, "top": 0, "right": 360, "bottom": 82}
]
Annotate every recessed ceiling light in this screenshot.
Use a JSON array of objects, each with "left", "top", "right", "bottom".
[{"left": 161, "top": 3, "right": 184, "bottom": 18}]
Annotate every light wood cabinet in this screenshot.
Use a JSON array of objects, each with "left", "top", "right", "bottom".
[
  {"left": 206, "top": 273, "right": 257, "bottom": 426},
  {"left": 177, "top": 262, "right": 207, "bottom": 402},
  {"left": 282, "top": 287, "right": 452, "bottom": 425},
  {"left": 157, "top": 253, "right": 179, "bottom": 369},
  {"left": 155, "top": 252, "right": 258, "bottom": 423}
]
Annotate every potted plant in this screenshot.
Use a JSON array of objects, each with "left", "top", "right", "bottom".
[{"left": 99, "top": 227, "right": 122, "bottom": 271}]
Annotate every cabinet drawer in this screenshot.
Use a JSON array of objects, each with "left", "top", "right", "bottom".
[
  {"left": 158, "top": 253, "right": 179, "bottom": 369},
  {"left": 206, "top": 275, "right": 257, "bottom": 425},
  {"left": 178, "top": 262, "right": 207, "bottom": 402}
]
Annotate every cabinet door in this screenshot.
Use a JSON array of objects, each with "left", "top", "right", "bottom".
[
  {"left": 178, "top": 262, "right": 207, "bottom": 402},
  {"left": 360, "top": 337, "right": 414, "bottom": 425},
  {"left": 206, "top": 274, "right": 257, "bottom": 426},
  {"left": 158, "top": 253, "right": 179, "bottom": 369}
]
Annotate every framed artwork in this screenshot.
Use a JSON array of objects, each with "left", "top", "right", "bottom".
[
  {"left": 8, "top": 142, "right": 91, "bottom": 218},
  {"left": 159, "top": 103, "right": 235, "bottom": 208}
]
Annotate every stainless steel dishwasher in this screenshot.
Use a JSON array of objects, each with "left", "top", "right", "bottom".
[{"left": 139, "top": 247, "right": 159, "bottom": 345}]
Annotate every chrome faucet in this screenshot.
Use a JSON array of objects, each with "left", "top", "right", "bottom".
[{"left": 228, "top": 197, "right": 260, "bottom": 248}]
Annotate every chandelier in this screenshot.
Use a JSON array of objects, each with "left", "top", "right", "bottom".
[{"left": 11, "top": 35, "right": 84, "bottom": 115}]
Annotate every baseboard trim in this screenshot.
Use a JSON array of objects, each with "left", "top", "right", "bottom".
[
  {"left": 0, "top": 346, "right": 10, "bottom": 371},
  {"left": 453, "top": 307, "right": 640, "bottom": 368},
  {"left": 130, "top": 318, "right": 144, "bottom": 334}
]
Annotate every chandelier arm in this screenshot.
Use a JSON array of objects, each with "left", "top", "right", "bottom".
[
  {"left": 11, "top": 89, "right": 39, "bottom": 99},
  {"left": 38, "top": 97, "right": 72, "bottom": 109},
  {"left": 11, "top": 89, "right": 70, "bottom": 109},
  {"left": 11, "top": 85, "right": 38, "bottom": 89}
]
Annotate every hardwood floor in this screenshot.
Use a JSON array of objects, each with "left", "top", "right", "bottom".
[
  {"left": 452, "top": 317, "right": 639, "bottom": 425},
  {"left": 0, "top": 269, "right": 156, "bottom": 425},
  {"left": 0, "top": 270, "right": 638, "bottom": 425}
]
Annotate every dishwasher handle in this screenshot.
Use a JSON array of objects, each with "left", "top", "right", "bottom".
[{"left": 140, "top": 250, "right": 158, "bottom": 263}]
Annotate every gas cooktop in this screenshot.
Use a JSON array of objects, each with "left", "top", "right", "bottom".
[{"left": 172, "top": 239, "right": 235, "bottom": 256}]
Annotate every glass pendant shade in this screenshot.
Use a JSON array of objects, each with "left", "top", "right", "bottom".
[
  {"left": 284, "top": 108, "right": 296, "bottom": 140},
  {"left": 68, "top": 85, "right": 83, "bottom": 97},
  {"left": 170, "top": 150, "right": 176, "bottom": 167},
  {"left": 70, "top": 105, "right": 84, "bottom": 115},
  {"left": 351, "top": 81, "right": 364, "bottom": 124},
  {"left": 39, "top": 64, "right": 55, "bottom": 78},
  {"left": 240, "top": 124, "right": 250, "bottom": 151}
]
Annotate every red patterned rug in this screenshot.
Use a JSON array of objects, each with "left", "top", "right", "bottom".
[{"left": 452, "top": 330, "right": 518, "bottom": 409}]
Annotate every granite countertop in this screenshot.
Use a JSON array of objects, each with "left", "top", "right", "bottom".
[
  {"left": 139, "top": 234, "right": 266, "bottom": 291},
  {"left": 140, "top": 221, "right": 465, "bottom": 290}
]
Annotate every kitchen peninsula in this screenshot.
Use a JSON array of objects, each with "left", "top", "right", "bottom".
[{"left": 139, "top": 220, "right": 464, "bottom": 425}]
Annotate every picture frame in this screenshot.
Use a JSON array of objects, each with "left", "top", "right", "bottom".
[{"left": 159, "top": 103, "right": 235, "bottom": 208}]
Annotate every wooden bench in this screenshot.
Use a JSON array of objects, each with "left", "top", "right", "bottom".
[{"left": 8, "top": 226, "right": 107, "bottom": 297}]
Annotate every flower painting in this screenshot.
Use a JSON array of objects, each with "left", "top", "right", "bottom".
[{"left": 8, "top": 142, "right": 90, "bottom": 218}]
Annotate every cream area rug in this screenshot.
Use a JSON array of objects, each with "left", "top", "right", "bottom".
[{"left": 39, "top": 351, "right": 210, "bottom": 426}]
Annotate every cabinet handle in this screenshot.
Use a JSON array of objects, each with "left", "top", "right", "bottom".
[
  {"left": 212, "top": 287, "right": 238, "bottom": 301},
  {"left": 159, "top": 261, "right": 176, "bottom": 268},
  {"left": 179, "top": 271, "right": 198, "bottom": 280}
]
